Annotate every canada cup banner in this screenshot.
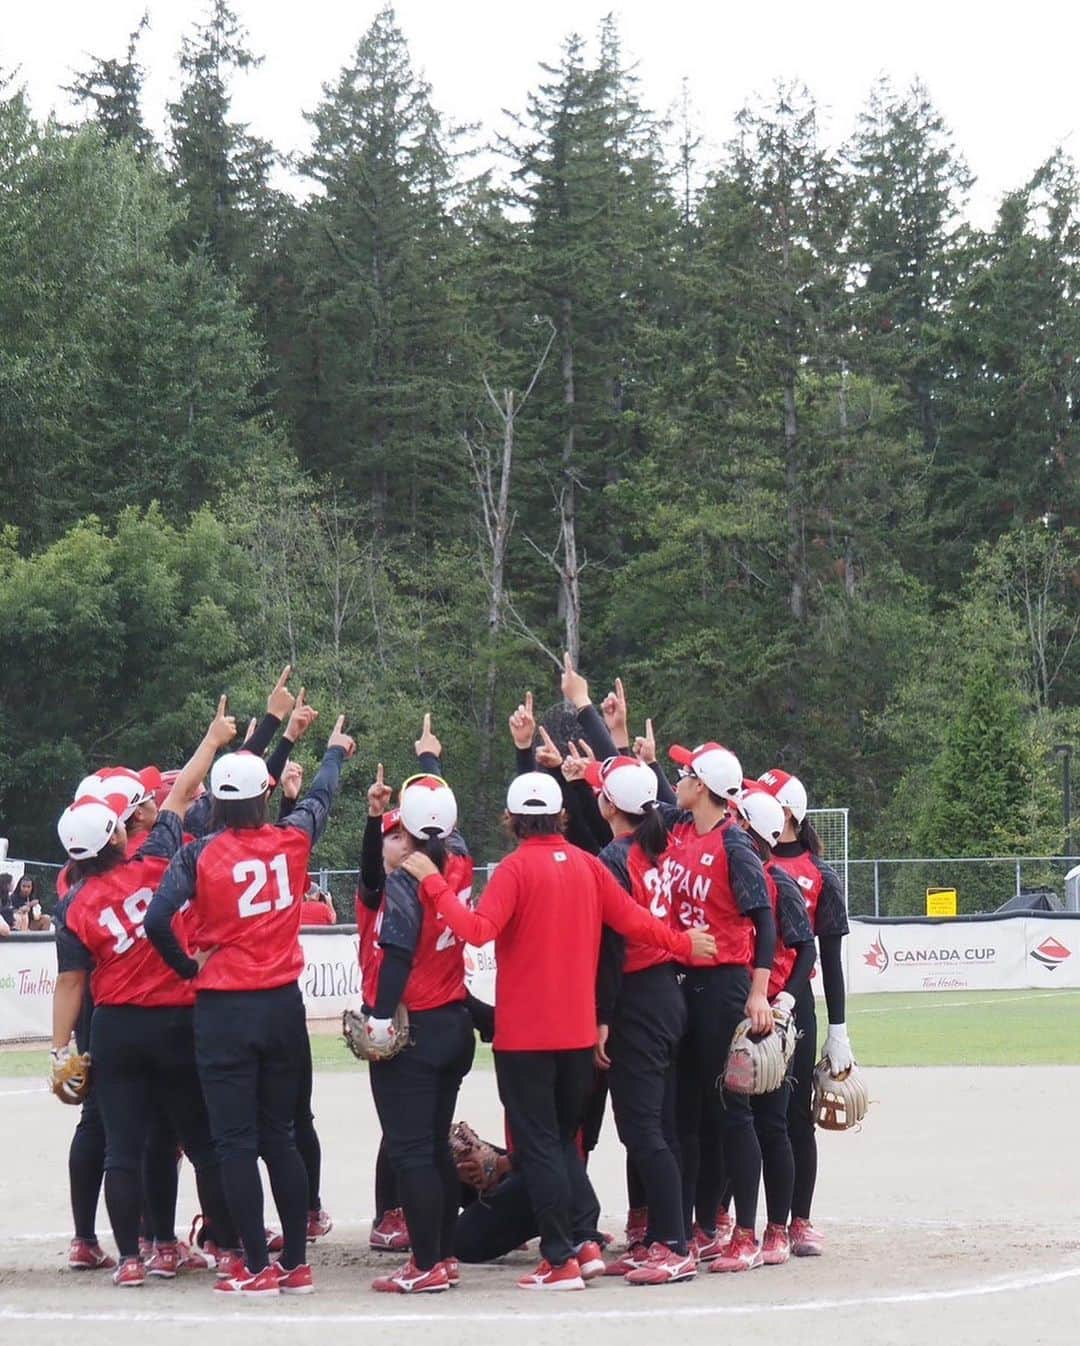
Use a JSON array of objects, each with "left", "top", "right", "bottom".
[
  {"left": 848, "top": 916, "right": 1080, "bottom": 993},
  {"left": 0, "top": 929, "right": 365, "bottom": 1042}
]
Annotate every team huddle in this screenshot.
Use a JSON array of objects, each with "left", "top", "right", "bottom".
[{"left": 47, "top": 659, "right": 866, "bottom": 1298}]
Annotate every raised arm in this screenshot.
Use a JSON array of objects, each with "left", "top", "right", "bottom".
[{"left": 407, "top": 855, "right": 519, "bottom": 946}]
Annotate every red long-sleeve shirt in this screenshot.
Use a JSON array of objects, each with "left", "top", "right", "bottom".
[{"left": 418, "top": 833, "right": 695, "bottom": 1051}]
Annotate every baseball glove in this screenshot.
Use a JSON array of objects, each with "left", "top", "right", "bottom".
[
  {"left": 812, "top": 1057, "right": 870, "bottom": 1131},
  {"left": 50, "top": 1047, "right": 92, "bottom": 1105},
  {"left": 723, "top": 1019, "right": 787, "bottom": 1095},
  {"left": 450, "top": 1121, "right": 502, "bottom": 1193},
  {"left": 342, "top": 1003, "right": 410, "bottom": 1062}
]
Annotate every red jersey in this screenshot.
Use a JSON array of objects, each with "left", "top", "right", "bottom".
[
  {"left": 764, "top": 862, "right": 815, "bottom": 999},
  {"left": 372, "top": 842, "right": 473, "bottom": 1013},
  {"left": 769, "top": 844, "right": 849, "bottom": 939},
  {"left": 301, "top": 899, "right": 334, "bottom": 926},
  {"left": 595, "top": 834, "right": 673, "bottom": 975},
  {"left": 55, "top": 813, "right": 192, "bottom": 1008},
  {"left": 660, "top": 819, "right": 770, "bottom": 966},
  {"left": 145, "top": 748, "right": 346, "bottom": 993},
  {"left": 420, "top": 834, "right": 695, "bottom": 1051}
]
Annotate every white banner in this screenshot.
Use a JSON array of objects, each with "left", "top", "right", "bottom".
[
  {"left": 848, "top": 916, "right": 1080, "bottom": 993},
  {"left": 0, "top": 929, "right": 363, "bottom": 1042}
]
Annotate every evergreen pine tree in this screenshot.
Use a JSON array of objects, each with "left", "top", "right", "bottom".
[{"left": 64, "top": 10, "right": 154, "bottom": 157}]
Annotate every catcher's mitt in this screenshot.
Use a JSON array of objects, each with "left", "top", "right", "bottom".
[
  {"left": 723, "top": 1018, "right": 787, "bottom": 1095},
  {"left": 450, "top": 1121, "right": 502, "bottom": 1193},
  {"left": 342, "top": 1003, "right": 410, "bottom": 1063},
  {"left": 50, "top": 1047, "right": 91, "bottom": 1105},
  {"left": 812, "top": 1057, "right": 870, "bottom": 1130}
]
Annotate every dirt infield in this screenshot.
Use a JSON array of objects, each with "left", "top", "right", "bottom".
[{"left": 2, "top": 1065, "right": 1079, "bottom": 1346}]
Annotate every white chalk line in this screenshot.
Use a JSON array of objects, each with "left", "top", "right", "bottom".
[
  {"left": 0, "top": 1086, "right": 44, "bottom": 1098},
  {"left": 2, "top": 1262, "right": 1080, "bottom": 1324},
  {"left": 855, "top": 989, "right": 1080, "bottom": 1015}
]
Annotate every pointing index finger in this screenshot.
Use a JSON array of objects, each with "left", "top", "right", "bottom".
[{"left": 274, "top": 664, "right": 292, "bottom": 691}]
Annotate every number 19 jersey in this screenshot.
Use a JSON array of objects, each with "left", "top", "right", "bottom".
[
  {"left": 186, "top": 823, "right": 313, "bottom": 992},
  {"left": 56, "top": 813, "right": 191, "bottom": 1008}
]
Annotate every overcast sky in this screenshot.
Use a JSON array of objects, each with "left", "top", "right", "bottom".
[{"left": 6, "top": 0, "right": 1079, "bottom": 224}]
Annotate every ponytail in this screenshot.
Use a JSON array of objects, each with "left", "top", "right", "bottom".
[
  {"left": 416, "top": 833, "right": 448, "bottom": 874},
  {"left": 631, "top": 803, "right": 669, "bottom": 867},
  {"left": 798, "top": 817, "right": 822, "bottom": 856}
]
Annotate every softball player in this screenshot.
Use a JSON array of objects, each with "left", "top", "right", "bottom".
[
  {"left": 758, "top": 768, "right": 851, "bottom": 1256},
  {"left": 145, "top": 715, "right": 355, "bottom": 1297},
  {"left": 52, "top": 701, "right": 241, "bottom": 1288}
]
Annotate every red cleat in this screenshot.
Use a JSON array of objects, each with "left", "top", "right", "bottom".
[
  {"left": 789, "top": 1217, "right": 824, "bottom": 1257},
  {"left": 112, "top": 1257, "right": 146, "bottom": 1288},
  {"left": 709, "top": 1227, "right": 764, "bottom": 1273},
  {"left": 761, "top": 1223, "right": 790, "bottom": 1265},
  {"left": 176, "top": 1240, "right": 211, "bottom": 1271},
  {"left": 214, "top": 1249, "right": 245, "bottom": 1280},
  {"left": 574, "top": 1240, "right": 605, "bottom": 1280},
  {"left": 213, "top": 1264, "right": 281, "bottom": 1297},
  {"left": 274, "top": 1263, "right": 315, "bottom": 1295},
  {"left": 625, "top": 1207, "right": 648, "bottom": 1248},
  {"left": 442, "top": 1257, "right": 460, "bottom": 1286},
  {"left": 145, "top": 1242, "right": 180, "bottom": 1278},
  {"left": 372, "top": 1257, "right": 450, "bottom": 1294},
  {"left": 517, "top": 1257, "right": 586, "bottom": 1291},
  {"left": 690, "top": 1224, "right": 724, "bottom": 1262},
  {"left": 605, "top": 1242, "right": 649, "bottom": 1276},
  {"left": 68, "top": 1239, "right": 116, "bottom": 1271},
  {"left": 715, "top": 1207, "right": 735, "bottom": 1241},
  {"left": 370, "top": 1208, "right": 410, "bottom": 1252},
  {"left": 265, "top": 1228, "right": 284, "bottom": 1255},
  {"left": 306, "top": 1208, "right": 333, "bottom": 1241},
  {"left": 625, "top": 1243, "right": 697, "bottom": 1286}
]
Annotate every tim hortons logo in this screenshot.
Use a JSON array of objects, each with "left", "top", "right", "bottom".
[
  {"left": 864, "top": 933, "right": 889, "bottom": 973},
  {"left": 1031, "top": 936, "right": 1072, "bottom": 972}
]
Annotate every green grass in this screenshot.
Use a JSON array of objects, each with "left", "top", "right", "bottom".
[
  {"left": 4, "top": 991, "right": 1079, "bottom": 1077},
  {"left": 846, "top": 987, "right": 1080, "bottom": 1066}
]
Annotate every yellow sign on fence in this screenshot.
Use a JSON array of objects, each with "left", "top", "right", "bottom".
[{"left": 926, "top": 887, "right": 958, "bottom": 917}]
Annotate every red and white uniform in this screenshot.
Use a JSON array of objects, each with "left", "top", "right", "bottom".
[
  {"left": 419, "top": 835, "right": 696, "bottom": 1051},
  {"left": 658, "top": 819, "right": 771, "bottom": 966},
  {"left": 54, "top": 813, "right": 191, "bottom": 1006}
]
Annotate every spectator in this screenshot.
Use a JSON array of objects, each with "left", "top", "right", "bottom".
[
  {"left": 12, "top": 877, "right": 52, "bottom": 932},
  {"left": 301, "top": 882, "right": 336, "bottom": 926},
  {"left": 0, "top": 873, "right": 14, "bottom": 928}
]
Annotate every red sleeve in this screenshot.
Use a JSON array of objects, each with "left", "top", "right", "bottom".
[
  {"left": 420, "top": 860, "right": 518, "bottom": 945},
  {"left": 301, "top": 901, "right": 334, "bottom": 926},
  {"left": 594, "top": 859, "right": 693, "bottom": 960}
]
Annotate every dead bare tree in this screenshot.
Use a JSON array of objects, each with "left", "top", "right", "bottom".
[{"left": 463, "top": 318, "right": 558, "bottom": 799}]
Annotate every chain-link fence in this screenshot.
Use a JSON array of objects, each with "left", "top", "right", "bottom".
[
  {"left": 15, "top": 847, "right": 1080, "bottom": 926},
  {"left": 849, "top": 855, "right": 1080, "bottom": 918}
]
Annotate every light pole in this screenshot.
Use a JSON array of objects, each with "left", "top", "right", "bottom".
[{"left": 1054, "top": 744, "right": 1073, "bottom": 856}]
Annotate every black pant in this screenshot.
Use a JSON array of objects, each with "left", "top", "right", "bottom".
[
  {"left": 70, "top": 993, "right": 105, "bottom": 1243},
  {"left": 676, "top": 964, "right": 761, "bottom": 1235},
  {"left": 370, "top": 1002, "right": 475, "bottom": 1271},
  {"left": 751, "top": 1081, "right": 794, "bottom": 1227},
  {"left": 91, "top": 1004, "right": 234, "bottom": 1260},
  {"left": 608, "top": 963, "right": 687, "bottom": 1251},
  {"left": 374, "top": 1136, "right": 398, "bottom": 1221},
  {"left": 141, "top": 1109, "right": 181, "bottom": 1243},
  {"left": 581, "top": 1069, "right": 609, "bottom": 1157},
  {"left": 195, "top": 982, "right": 309, "bottom": 1273},
  {"left": 295, "top": 1032, "right": 322, "bottom": 1211},
  {"left": 494, "top": 1046, "right": 595, "bottom": 1267},
  {"left": 788, "top": 984, "right": 817, "bottom": 1221}
]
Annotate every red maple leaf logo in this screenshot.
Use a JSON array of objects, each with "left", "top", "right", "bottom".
[{"left": 864, "top": 934, "right": 889, "bottom": 973}]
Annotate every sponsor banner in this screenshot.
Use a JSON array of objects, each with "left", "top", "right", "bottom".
[
  {"left": 0, "top": 938, "right": 56, "bottom": 1040},
  {"left": 849, "top": 917, "right": 1080, "bottom": 993},
  {"left": 463, "top": 942, "right": 496, "bottom": 1007},
  {"left": 1, "top": 929, "right": 364, "bottom": 1042}
]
